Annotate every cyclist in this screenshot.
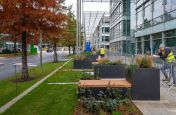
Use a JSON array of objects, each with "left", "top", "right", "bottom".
[{"left": 158, "top": 43, "right": 176, "bottom": 82}]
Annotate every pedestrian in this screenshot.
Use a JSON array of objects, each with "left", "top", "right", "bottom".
[
  {"left": 99, "top": 46, "right": 106, "bottom": 59},
  {"left": 158, "top": 43, "right": 176, "bottom": 82}
]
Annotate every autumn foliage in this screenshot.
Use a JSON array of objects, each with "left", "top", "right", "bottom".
[{"left": 0, "top": 0, "right": 67, "bottom": 79}]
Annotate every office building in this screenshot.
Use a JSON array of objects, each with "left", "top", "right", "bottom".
[{"left": 93, "top": 16, "right": 110, "bottom": 50}]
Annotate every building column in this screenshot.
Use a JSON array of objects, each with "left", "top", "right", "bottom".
[
  {"left": 141, "top": 37, "right": 144, "bottom": 55},
  {"left": 135, "top": 38, "right": 138, "bottom": 54},
  {"left": 162, "top": 32, "right": 165, "bottom": 45},
  {"left": 150, "top": 35, "right": 153, "bottom": 55},
  {"left": 121, "top": 41, "right": 123, "bottom": 55}
]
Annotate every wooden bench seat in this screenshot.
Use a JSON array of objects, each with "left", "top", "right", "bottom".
[{"left": 78, "top": 80, "right": 131, "bottom": 88}]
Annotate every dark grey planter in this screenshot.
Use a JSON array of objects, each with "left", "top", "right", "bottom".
[
  {"left": 73, "top": 60, "right": 92, "bottom": 69},
  {"left": 132, "top": 68, "right": 160, "bottom": 100},
  {"left": 86, "top": 55, "right": 98, "bottom": 62},
  {"left": 94, "top": 64, "right": 125, "bottom": 79}
]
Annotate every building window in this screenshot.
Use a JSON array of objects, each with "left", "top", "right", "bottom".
[
  {"left": 165, "top": 29, "right": 176, "bottom": 37},
  {"left": 165, "top": 0, "right": 176, "bottom": 21},
  {"left": 123, "top": 20, "right": 130, "bottom": 36},
  {"left": 166, "top": 37, "right": 176, "bottom": 47},
  {"left": 105, "top": 36, "right": 109, "bottom": 42},
  {"left": 136, "top": 0, "right": 143, "bottom": 8},
  {"left": 123, "top": 0, "right": 130, "bottom": 16},
  {"left": 144, "top": 1, "right": 152, "bottom": 28},
  {"left": 136, "top": 7, "right": 143, "bottom": 30},
  {"left": 165, "top": 0, "right": 176, "bottom": 12},
  {"left": 153, "top": 0, "right": 163, "bottom": 25},
  {"left": 105, "top": 27, "right": 109, "bottom": 33},
  {"left": 102, "top": 27, "right": 110, "bottom": 33}
]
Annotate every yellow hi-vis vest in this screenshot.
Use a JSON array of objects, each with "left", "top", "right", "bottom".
[
  {"left": 100, "top": 48, "right": 105, "bottom": 54},
  {"left": 162, "top": 50, "right": 175, "bottom": 63}
]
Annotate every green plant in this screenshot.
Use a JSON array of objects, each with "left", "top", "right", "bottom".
[
  {"left": 135, "top": 55, "right": 153, "bottom": 68},
  {"left": 112, "top": 111, "right": 121, "bottom": 115},
  {"left": 82, "top": 97, "right": 100, "bottom": 113},
  {"left": 125, "top": 64, "right": 137, "bottom": 76},
  {"left": 103, "top": 98, "right": 118, "bottom": 113},
  {"left": 97, "top": 58, "right": 109, "bottom": 64},
  {"left": 81, "top": 72, "right": 95, "bottom": 80},
  {"left": 74, "top": 55, "right": 86, "bottom": 60},
  {"left": 118, "top": 98, "right": 130, "bottom": 104},
  {"left": 108, "top": 60, "right": 123, "bottom": 65}
]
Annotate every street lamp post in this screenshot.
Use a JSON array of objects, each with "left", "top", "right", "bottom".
[{"left": 40, "top": 32, "right": 43, "bottom": 67}]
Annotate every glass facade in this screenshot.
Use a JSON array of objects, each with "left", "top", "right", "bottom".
[
  {"left": 144, "top": 1, "right": 152, "bottom": 28},
  {"left": 109, "top": 0, "right": 137, "bottom": 54},
  {"left": 135, "top": 0, "right": 176, "bottom": 55},
  {"left": 165, "top": 29, "right": 176, "bottom": 47},
  {"left": 136, "top": 7, "right": 143, "bottom": 30},
  {"left": 136, "top": 0, "right": 176, "bottom": 31}
]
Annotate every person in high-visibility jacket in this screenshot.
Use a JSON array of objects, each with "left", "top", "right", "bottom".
[
  {"left": 100, "top": 46, "right": 106, "bottom": 58},
  {"left": 158, "top": 43, "right": 175, "bottom": 81}
]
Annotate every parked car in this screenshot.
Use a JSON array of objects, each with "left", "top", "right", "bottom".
[
  {"left": 1, "top": 48, "right": 12, "bottom": 54},
  {"left": 46, "top": 48, "right": 53, "bottom": 52}
]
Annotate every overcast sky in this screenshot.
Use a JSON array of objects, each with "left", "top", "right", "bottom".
[{"left": 64, "top": 0, "right": 109, "bottom": 15}]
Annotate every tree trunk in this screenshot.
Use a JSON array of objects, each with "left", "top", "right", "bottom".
[
  {"left": 14, "top": 39, "right": 17, "bottom": 55},
  {"left": 73, "top": 46, "right": 76, "bottom": 54},
  {"left": 68, "top": 45, "right": 71, "bottom": 54},
  {"left": 53, "top": 40, "right": 58, "bottom": 63},
  {"left": 21, "top": 31, "right": 29, "bottom": 79}
]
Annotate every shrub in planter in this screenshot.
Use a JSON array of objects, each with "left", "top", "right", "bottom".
[
  {"left": 94, "top": 60, "right": 126, "bottom": 79},
  {"left": 86, "top": 54, "right": 98, "bottom": 62},
  {"left": 97, "top": 58, "right": 109, "bottom": 64},
  {"left": 73, "top": 60, "right": 92, "bottom": 69},
  {"left": 73, "top": 55, "right": 92, "bottom": 69},
  {"left": 80, "top": 72, "right": 99, "bottom": 80},
  {"left": 102, "top": 98, "right": 118, "bottom": 113},
  {"left": 82, "top": 97, "right": 101, "bottom": 114},
  {"left": 131, "top": 55, "right": 160, "bottom": 100},
  {"left": 125, "top": 64, "right": 137, "bottom": 83},
  {"left": 74, "top": 55, "right": 86, "bottom": 60}
]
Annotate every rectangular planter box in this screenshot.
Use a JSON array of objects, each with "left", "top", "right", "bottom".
[
  {"left": 73, "top": 60, "right": 92, "bottom": 69},
  {"left": 86, "top": 55, "right": 98, "bottom": 62},
  {"left": 94, "top": 64, "right": 125, "bottom": 79},
  {"left": 131, "top": 68, "right": 160, "bottom": 100}
]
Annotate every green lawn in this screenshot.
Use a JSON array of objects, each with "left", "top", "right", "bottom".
[
  {"left": 0, "top": 61, "right": 66, "bottom": 108},
  {"left": 1, "top": 61, "right": 83, "bottom": 115}
]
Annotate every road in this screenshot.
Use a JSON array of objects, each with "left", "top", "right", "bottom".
[{"left": 0, "top": 51, "right": 68, "bottom": 80}]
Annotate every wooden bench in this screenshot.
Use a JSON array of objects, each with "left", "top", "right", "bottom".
[{"left": 78, "top": 80, "right": 131, "bottom": 88}]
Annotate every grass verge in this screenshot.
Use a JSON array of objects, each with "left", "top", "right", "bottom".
[
  {"left": 0, "top": 61, "right": 65, "bottom": 107},
  {"left": 1, "top": 61, "right": 82, "bottom": 115}
]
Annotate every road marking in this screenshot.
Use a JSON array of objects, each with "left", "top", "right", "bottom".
[{"left": 0, "top": 59, "right": 72, "bottom": 113}]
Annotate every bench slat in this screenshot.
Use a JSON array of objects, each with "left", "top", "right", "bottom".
[{"left": 79, "top": 80, "right": 131, "bottom": 88}]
